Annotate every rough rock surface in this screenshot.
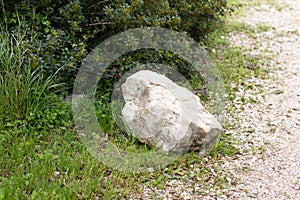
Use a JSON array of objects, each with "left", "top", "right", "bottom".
[{"left": 121, "top": 70, "right": 223, "bottom": 153}]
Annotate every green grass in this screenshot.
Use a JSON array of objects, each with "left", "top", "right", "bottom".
[
  {"left": 256, "top": 23, "right": 272, "bottom": 33},
  {"left": 0, "top": 103, "right": 146, "bottom": 199},
  {"left": 228, "top": 0, "right": 289, "bottom": 12},
  {"left": 0, "top": 102, "right": 240, "bottom": 199},
  {"left": 0, "top": 26, "right": 61, "bottom": 122},
  {"left": 223, "top": 20, "right": 273, "bottom": 37},
  {"left": 225, "top": 21, "right": 256, "bottom": 34}
]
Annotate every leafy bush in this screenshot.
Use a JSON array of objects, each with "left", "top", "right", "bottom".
[{"left": 0, "top": 0, "right": 233, "bottom": 91}]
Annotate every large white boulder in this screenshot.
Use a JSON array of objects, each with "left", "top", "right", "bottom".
[{"left": 121, "top": 70, "right": 223, "bottom": 154}]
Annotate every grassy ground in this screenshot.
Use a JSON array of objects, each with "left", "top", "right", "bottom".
[{"left": 0, "top": 1, "right": 274, "bottom": 199}]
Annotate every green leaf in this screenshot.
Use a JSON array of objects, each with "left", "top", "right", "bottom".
[{"left": 0, "top": 188, "right": 5, "bottom": 200}]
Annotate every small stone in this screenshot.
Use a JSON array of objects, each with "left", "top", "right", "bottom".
[{"left": 247, "top": 193, "right": 258, "bottom": 198}]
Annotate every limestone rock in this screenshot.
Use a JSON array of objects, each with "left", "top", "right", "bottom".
[{"left": 121, "top": 70, "right": 223, "bottom": 154}]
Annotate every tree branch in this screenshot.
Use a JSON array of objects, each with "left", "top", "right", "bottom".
[
  {"left": 87, "top": 0, "right": 112, "bottom": 10},
  {"left": 85, "top": 21, "right": 115, "bottom": 27}
]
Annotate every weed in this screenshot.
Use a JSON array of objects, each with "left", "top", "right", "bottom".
[
  {"left": 0, "top": 25, "right": 62, "bottom": 121},
  {"left": 256, "top": 23, "right": 272, "bottom": 33}
]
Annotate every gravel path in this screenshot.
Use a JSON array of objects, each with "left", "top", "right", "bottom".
[
  {"left": 224, "top": 0, "right": 300, "bottom": 199},
  {"left": 129, "top": 1, "right": 299, "bottom": 199}
]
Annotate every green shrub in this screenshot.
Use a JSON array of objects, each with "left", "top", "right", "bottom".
[{"left": 0, "top": 0, "right": 233, "bottom": 91}]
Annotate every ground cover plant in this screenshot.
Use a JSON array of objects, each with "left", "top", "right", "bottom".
[{"left": 0, "top": 0, "right": 271, "bottom": 199}]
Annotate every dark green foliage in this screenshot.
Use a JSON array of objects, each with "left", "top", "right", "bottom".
[
  {"left": 1, "top": 0, "right": 233, "bottom": 91},
  {"left": 169, "top": 0, "right": 232, "bottom": 41}
]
